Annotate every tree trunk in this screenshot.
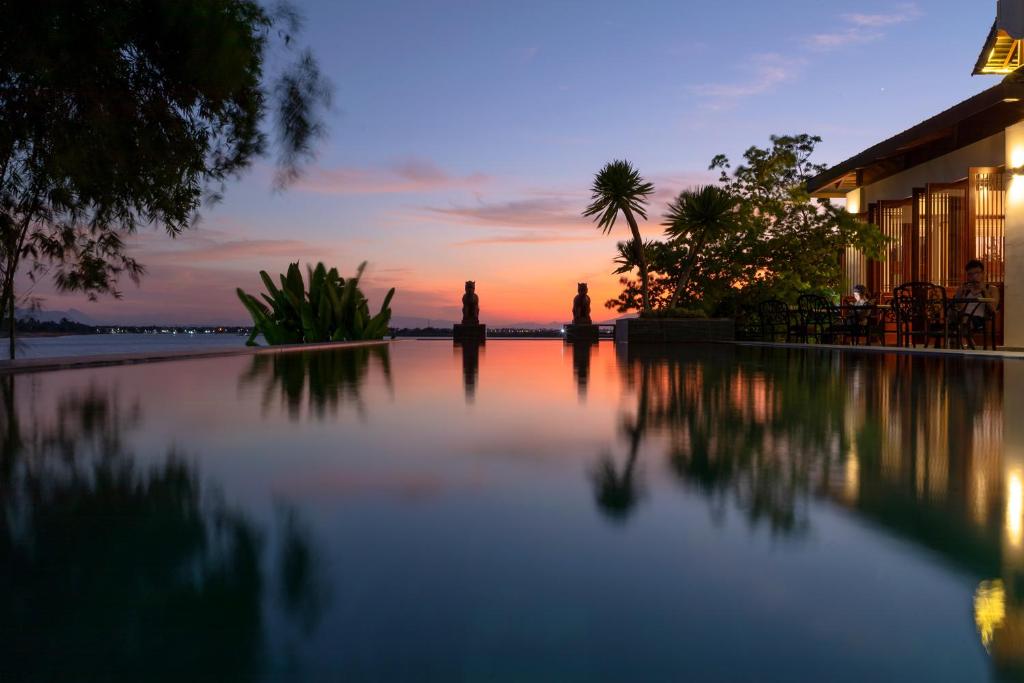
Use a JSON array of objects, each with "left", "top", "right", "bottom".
[
  {"left": 621, "top": 205, "right": 649, "bottom": 312},
  {"left": 667, "top": 231, "right": 708, "bottom": 310}
]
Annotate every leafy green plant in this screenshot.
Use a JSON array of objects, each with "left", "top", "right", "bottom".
[{"left": 237, "top": 262, "right": 394, "bottom": 346}]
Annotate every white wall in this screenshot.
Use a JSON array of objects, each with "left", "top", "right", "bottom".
[
  {"left": 861, "top": 132, "right": 1005, "bottom": 204},
  {"left": 1005, "top": 121, "right": 1024, "bottom": 348}
]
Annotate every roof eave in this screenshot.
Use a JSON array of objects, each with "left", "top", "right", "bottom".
[
  {"left": 808, "top": 79, "right": 1024, "bottom": 197},
  {"left": 974, "top": 21, "right": 1000, "bottom": 76}
]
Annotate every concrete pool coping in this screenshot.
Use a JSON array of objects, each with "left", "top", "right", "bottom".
[
  {"left": 0, "top": 339, "right": 392, "bottom": 375},
  {"left": 733, "top": 340, "right": 1024, "bottom": 360},
  {"left": 4, "top": 337, "right": 1023, "bottom": 376}
]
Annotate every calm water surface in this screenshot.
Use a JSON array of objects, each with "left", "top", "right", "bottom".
[{"left": 2, "top": 340, "right": 1022, "bottom": 681}]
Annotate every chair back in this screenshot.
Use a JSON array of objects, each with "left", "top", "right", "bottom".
[
  {"left": 892, "top": 282, "right": 946, "bottom": 343},
  {"left": 796, "top": 294, "right": 838, "bottom": 326},
  {"left": 734, "top": 304, "right": 761, "bottom": 341},
  {"left": 758, "top": 299, "right": 789, "bottom": 341}
]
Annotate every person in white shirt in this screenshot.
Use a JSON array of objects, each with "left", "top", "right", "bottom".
[{"left": 954, "top": 259, "right": 999, "bottom": 347}]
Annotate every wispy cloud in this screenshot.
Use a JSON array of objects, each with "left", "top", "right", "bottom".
[
  {"left": 127, "top": 228, "right": 345, "bottom": 270},
  {"left": 425, "top": 196, "right": 591, "bottom": 230},
  {"left": 295, "top": 158, "right": 491, "bottom": 195},
  {"left": 689, "top": 53, "right": 804, "bottom": 108},
  {"left": 453, "top": 232, "right": 603, "bottom": 247},
  {"left": 690, "top": 4, "right": 922, "bottom": 107},
  {"left": 20, "top": 225, "right": 366, "bottom": 325},
  {"left": 843, "top": 5, "right": 922, "bottom": 27},
  {"left": 808, "top": 4, "right": 922, "bottom": 51}
]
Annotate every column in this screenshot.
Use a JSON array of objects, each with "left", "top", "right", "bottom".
[{"left": 1004, "top": 122, "right": 1024, "bottom": 348}]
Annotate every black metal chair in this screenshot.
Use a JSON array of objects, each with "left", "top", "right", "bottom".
[
  {"left": 892, "top": 282, "right": 947, "bottom": 348},
  {"left": 946, "top": 286, "right": 999, "bottom": 350},
  {"left": 758, "top": 299, "right": 791, "bottom": 342},
  {"left": 829, "top": 302, "right": 867, "bottom": 346},
  {"left": 796, "top": 294, "right": 842, "bottom": 344},
  {"left": 846, "top": 303, "right": 887, "bottom": 346},
  {"left": 734, "top": 304, "right": 761, "bottom": 341}
]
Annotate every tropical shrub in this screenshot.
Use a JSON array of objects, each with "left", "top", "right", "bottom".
[
  {"left": 606, "top": 134, "right": 887, "bottom": 316},
  {"left": 237, "top": 262, "right": 394, "bottom": 346}
]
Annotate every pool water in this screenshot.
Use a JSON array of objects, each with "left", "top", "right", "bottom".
[{"left": 1, "top": 340, "right": 1021, "bottom": 681}]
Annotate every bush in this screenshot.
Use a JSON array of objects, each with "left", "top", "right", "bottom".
[{"left": 237, "top": 262, "right": 394, "bottom": 346}]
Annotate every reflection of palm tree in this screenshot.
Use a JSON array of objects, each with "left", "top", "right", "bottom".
[
  {"left": 0, "top": 378, "right": 324, "bottom": 681},
  {"left": 240, "top": 344, "right": 391, "bottom": 421},
  {"left": 593, "top": 449, "right": 640, "bottom": 518},
  {"left": 616, "top": 346, "right": 841, "bottom": 535},
  {"left": 593, "top": 360, "right": 650, "bottom": 521}
]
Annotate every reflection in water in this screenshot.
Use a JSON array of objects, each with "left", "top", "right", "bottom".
[
  {"left": 0, "top": 377, "right": 323, "bottom": 681},
  {"left": 592, "top": 352, "right": 649, "bottom": 521},
  {"left": 240, "top": 344, "right": 391, "bottom": 421},
  {"left": 8, "top": 342, "right": 1024, "bottom": 679},
  {"left": 569, "top": 340, "right": 596, "bottom": 402},
  {"left": 606, "top": 344, "right": 1023, "bottom": 675},
  {"left": 977, "top": 579, "right": 1007, "bottom": 652},
  {"left": 455, "top": 341, "right": 483, "bottom": 404}
]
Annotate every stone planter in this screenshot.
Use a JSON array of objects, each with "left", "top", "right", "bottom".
[
  {"left": 564, "top": 324, "right": 599, "bottom": 343},
  {"left": 453, "top": 323, "right": 486, "bottom": 343},
  {"left": 614, "top": 318, "right": 734, "bottom": 343}
]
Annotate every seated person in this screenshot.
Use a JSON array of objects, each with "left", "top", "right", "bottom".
[
  {"left": 845, "top": 284, "right": 872, "bottom": 326},
  {"left": 954, "top": 259, "right": 999, "bottom": 345}
]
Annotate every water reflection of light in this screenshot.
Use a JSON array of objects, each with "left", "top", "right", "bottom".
[
  {"left": 844, "top": 446, "right": 859, "bottom": 504},
  {"left": 973, "top": 472, "right": 989, "bottom": 526},
  {"left": 1006, "top": 470, "right": 1024, "bottom": 548},
  {"left": 975, "top": 579, "right": 1006, "bottom": 651}
]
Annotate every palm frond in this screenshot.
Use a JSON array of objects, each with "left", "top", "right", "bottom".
[
  {"left": 663, "top": 185, "right": 735, "bottom": 241},
  {"left": 583, "top": 159, "right": 655, "bottom": 232}
]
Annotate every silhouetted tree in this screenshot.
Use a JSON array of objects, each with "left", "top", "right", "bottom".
[
  {"left": 584, "top": 160, "right": 655, "bottom": 312},
  {"left": 606, "top": 135, "right": 886, "bottom": 315},
  {"left": 662, "top": 184, "right": 739, "bottom": 310},
  {"left": 0, "top": 0, "right": 331, "bottom": 357}
]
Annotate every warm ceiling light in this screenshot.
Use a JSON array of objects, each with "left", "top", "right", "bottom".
[{"left": 1005, "top": 97, "right": 1021, "bottom": 102}]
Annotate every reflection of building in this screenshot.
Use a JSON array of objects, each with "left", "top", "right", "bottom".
[
  {"left": 808, "top": 1, "right": 1024, "bottom": 346},
  {"left": 982, "top": 361, "right": 1024, "bottom": 674},
  {"left": 616, "top": 344, "right": 1024, "bottom": 673}
]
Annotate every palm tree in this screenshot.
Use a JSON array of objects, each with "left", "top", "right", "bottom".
[
  {"left": 583, "top": 160, "right": 655, "bottom": 312},
  {"left": 662, "top": 184, "right": 736, "bottom": 310}
]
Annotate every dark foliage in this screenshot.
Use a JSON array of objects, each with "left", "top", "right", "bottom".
[{"left": 0, "top": 0, "right": 331, "bottom": 357}]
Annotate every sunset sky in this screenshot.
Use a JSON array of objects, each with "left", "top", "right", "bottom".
[{"left": 24, "top": 0, "right": 1001, "bottom": 325}]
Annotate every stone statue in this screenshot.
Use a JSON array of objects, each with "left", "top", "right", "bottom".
[
  {"left": 572, "top": 282, "right": 592, "bottom": 325},
  {"left": 462, "top": 281, "right": 479, "bottom": 325}
]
